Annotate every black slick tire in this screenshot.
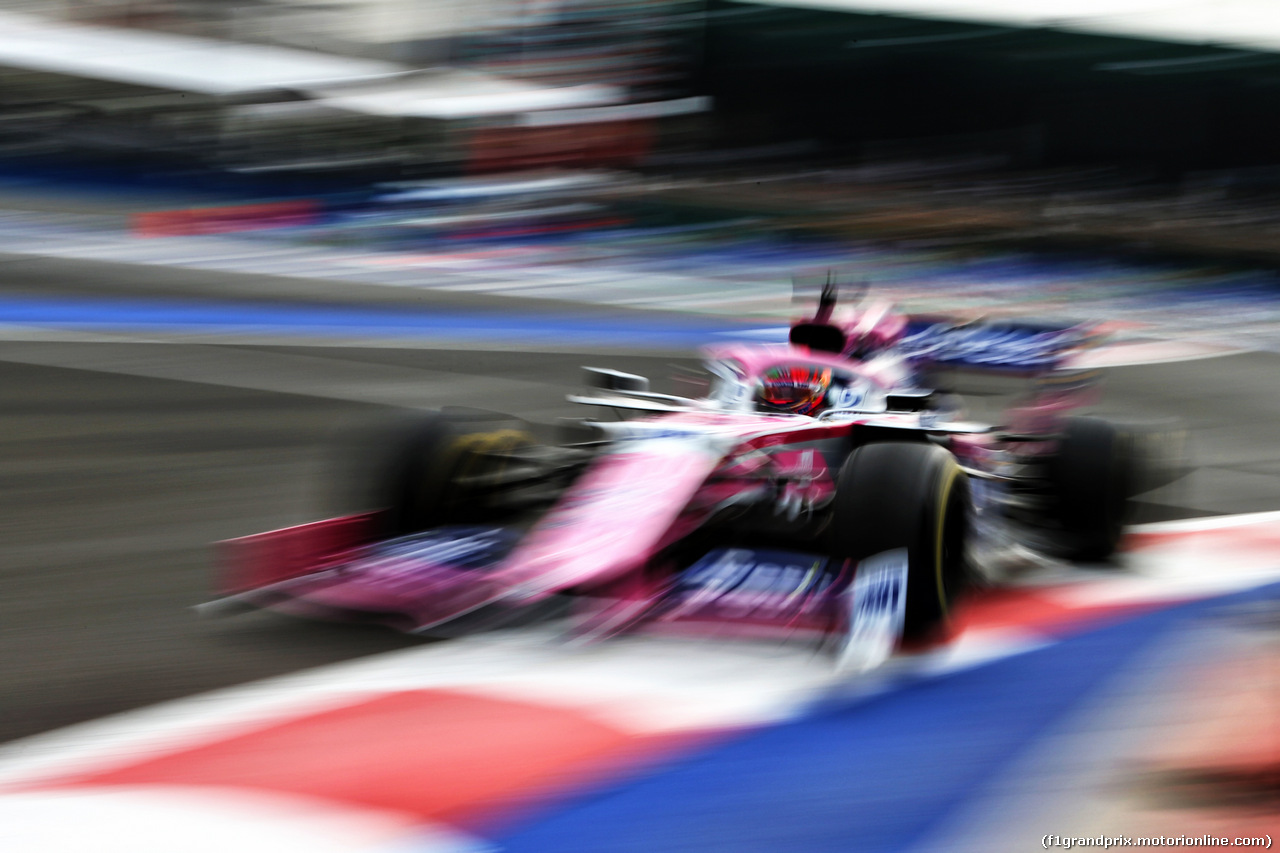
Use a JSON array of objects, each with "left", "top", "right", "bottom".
[
  {"left": 368, "top": 413, "right": 531, "bottom": 536},
  {"left": 830, "top": 441, "right": 970, "bottom": 640},
  {"left": 1046, "top": 416, "right": 1133, "bottom": 562}
]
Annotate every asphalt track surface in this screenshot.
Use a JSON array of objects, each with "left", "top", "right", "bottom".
[{"left": 2, "top": 254, "right": 1279, "bottom": 746}]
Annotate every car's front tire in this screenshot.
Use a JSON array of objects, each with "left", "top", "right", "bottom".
[
  {"left": 343, "top": 411, "right": 532, "bottom": 537},
  {"left": 829, "top": 441, "right": 970, "bottom": 639}
]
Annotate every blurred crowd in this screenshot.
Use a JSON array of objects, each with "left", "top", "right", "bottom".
[{"left": 2, "top": 0, "right": 1280, "bottom": 272}]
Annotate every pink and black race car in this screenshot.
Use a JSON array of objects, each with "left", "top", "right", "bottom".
[{"left": 207, "top": 283, "right": 1179, "bottom": 666}]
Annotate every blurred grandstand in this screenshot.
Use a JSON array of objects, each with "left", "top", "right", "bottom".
[{"left": 5, "top": 2, "right": 1280, "bottom": 262}]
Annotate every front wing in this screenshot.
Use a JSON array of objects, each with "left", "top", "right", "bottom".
[{"left": 207, "top": 517, "right": 910, "bottom": 667}]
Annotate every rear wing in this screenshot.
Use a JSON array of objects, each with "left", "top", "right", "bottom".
[{"left": 899, "top": 317, "right": 1098, "bottom": 374}]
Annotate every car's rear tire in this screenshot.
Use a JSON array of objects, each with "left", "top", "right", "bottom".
[
  {"left": 830, "top": 441, "right": 970, "bottom": 639},
  {"left": 1045, "top": 416, "right": 1134, "bottom": 562}
]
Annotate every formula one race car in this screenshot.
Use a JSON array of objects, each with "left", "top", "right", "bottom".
[{"left": 207, "top": 281, "right": 1180, "bottom": 666}]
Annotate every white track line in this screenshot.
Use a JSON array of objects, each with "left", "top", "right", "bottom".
[
  {"left": 0, "top": 787, "right": 477, "bottom": 853},
  {"left": 1130, "top": 508, "right": 1280, "bottom": 533}
]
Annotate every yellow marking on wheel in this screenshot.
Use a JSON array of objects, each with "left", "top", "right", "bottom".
[
  {"left": 446, "top": 429, "right": 532, "bottom": 509},
  {"left": 935, "top": 462, "right": 961, "bottom": 618}
]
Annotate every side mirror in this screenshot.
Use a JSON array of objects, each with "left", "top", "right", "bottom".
[
  {"left": 885, "top": 389, "right": 935, "bottom": 412},
  {"left": 583, "top": 367, "right": 650, "bottom": 393}
]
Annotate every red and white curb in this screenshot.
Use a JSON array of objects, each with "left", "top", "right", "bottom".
[{"left": 2, "top": 513, "right": 1279, "bottom": 853}]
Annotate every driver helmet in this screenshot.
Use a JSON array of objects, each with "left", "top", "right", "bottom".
[{"left": 757, "top": 365, "right": 832, "bottom": 415}]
